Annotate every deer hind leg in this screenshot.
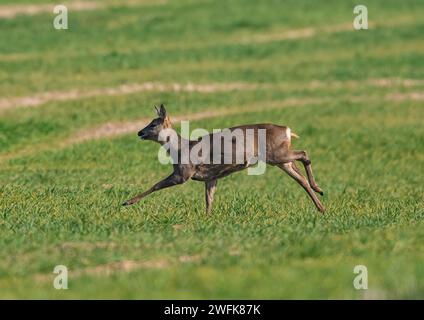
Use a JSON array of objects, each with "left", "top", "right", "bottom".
[
  {"left": 278, "top": 162, "right": 325, "bottom": 213},
  {"left": 287, "top": 150, "right": 323, "bottom": 196},
  {"left": 205, "top": 179, "right": 218, "bottom": 214}
]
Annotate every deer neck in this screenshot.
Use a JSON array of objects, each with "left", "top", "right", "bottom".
[{"left": 157, "top": 128, "right": 190, "bottom": 154}]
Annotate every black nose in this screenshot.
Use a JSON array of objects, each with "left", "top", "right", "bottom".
[{"left": 137, "top": 130, "right": 143, "bottom": 137}]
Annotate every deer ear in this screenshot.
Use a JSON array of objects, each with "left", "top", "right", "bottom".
[
  {"left": 155, "top": 105, "right": 161, "bottom": 117},
  {"left": 159, "top": 104, "right": 167, "bottom": 119}
]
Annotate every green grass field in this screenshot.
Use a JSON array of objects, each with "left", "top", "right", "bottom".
[{"left": 0, "top": 0, "right": 423, "bottom": 299}]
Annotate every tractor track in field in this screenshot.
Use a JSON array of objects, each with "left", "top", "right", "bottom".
[
  {"left": 34, "top": 255, "right": 202, "bottom": 281},
  {"left": 0, "top": 1, "right": 99, "bottom": 19},
  {"left": 0, "top": 16, "right": 415, "bottom": 63},
  {"left": 0, "top": 0, "right": 166, "bottom": 19},
  {"left": 0, "top": 78, "right": 423, "bottom": 112},
  {"left": 59, "top": 90, "right": 424, "bottom": 144},
  {"left": 0, "top": 82, "right": 265, "bottom": 111},
  {"left": 1, "top": 89, "right": 423, "bottom": 165}
]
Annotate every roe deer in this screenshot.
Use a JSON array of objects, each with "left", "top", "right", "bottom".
[{"left": 123, "top": 105, "right": 325, "bottom": 213}]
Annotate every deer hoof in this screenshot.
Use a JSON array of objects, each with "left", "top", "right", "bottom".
[{"left": 312, "top": 185, "right": 324, "bottom": 196}]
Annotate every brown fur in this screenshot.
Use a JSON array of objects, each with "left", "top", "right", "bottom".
[{"left": 123, "top": 105, "right": 325, "bottom": 213}]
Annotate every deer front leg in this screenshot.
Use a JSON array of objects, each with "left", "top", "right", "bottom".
[
  {"left": 122, "top": 172, "right": 186, "bottom": 206},
  {"left": 278, "top": 162, "right": 325, "bottom": 213},
  {"left": 205, "top": 179, "right": 218, "bottom": 214}
]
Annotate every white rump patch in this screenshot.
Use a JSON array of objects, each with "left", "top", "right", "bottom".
[{"left": 286, "top": 127, "right": 292, "bottom": 141}]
